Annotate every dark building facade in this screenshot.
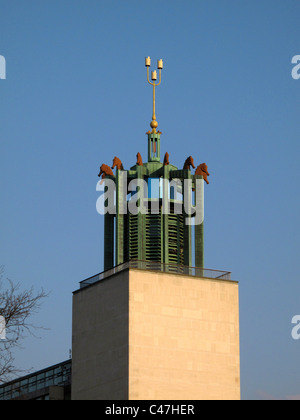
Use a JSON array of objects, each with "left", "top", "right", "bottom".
[{"left": 0, "top": 360, "right": 71, "bottom": 400}]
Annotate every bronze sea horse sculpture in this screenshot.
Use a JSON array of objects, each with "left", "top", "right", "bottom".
[
  {"left": 183, "top": 156, "right": 195, "bottom": 170},
  {"left": 195, "top": 163, "right": 210, "bottom": 184},
  {"left": 98, "top": 164, "right": 114, "bottom": 184},
  {"left": 112, "top": 156, "right": 124, "bottom": 171}
]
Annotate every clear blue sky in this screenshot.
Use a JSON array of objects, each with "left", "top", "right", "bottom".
[{"left": 1, "top": 0, "right": 300, "bottom": 400}]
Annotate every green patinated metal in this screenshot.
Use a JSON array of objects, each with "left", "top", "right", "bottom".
[
  {"left": 104, "top": 214, "right": 114, "bottom": 272},
  {"left": 103, "top": 132, "right": 205, "bottom": 271},
  {"left": 195, "top": 175, "right": 204, "bottom": 269},
  {"left": 148, "top": 133, "right": 161, "bottom": 162}
]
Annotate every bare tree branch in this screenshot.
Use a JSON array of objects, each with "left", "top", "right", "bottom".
[{"left": 0, "top": 266, "right": 49, "bottom": 383}]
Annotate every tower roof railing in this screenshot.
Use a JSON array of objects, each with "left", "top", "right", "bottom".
[{"left": 78, "top": 260, "right": 232, "bottom": 290}]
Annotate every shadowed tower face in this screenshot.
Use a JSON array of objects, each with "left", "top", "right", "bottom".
[{"left": 100, "top": 57, "right": 208, "bottom": 272}]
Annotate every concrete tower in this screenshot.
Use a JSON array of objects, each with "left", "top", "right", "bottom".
[{"left": 72, "top": 58, "right": 240, "bottom": 400}]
